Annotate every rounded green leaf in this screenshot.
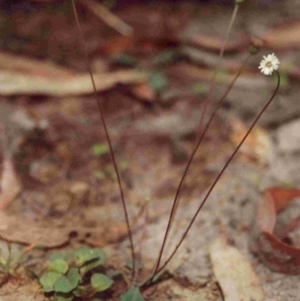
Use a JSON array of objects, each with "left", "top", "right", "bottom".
[
  {"left": 91, "top": 273, "right": 113, "bottom": 292},
  {"left": 81, "top": 248, "right": 107, "bottom": 275},
  {"left": 92, "top": 248, "right": 107, "bottom": 263},
  {"left": 49, "top": 251, "right": 73, "bottom": 262},
  {"left": 74, "top": 246, "right": 106, "bottom": 267},
  {"left": 48, "top": 259, "right": 69, "bottom": 274},
  {"left": 120, "top": 286, "right": 144, "bottom": 301},
  {"left": 39, "top": 271, "right": 62, "bottom": 293},
  {"left": 72, "top": 285, "right": 86, "bottom": 297},
  {"left": 49, "top": 252, "right": 67, "bottom": 262},
  {"left": 74, "top": 246, "right": 98, "bottom": 266},
  {"left": 55, "top": 292, "right": 74, "bottom": 301},
  {"left": 54, "top": 268, "right": 81, "bottom": 293}
]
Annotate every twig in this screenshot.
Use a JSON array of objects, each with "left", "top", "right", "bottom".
[{"left": 79, "top": 0, "right": 133, "bottom": 36}]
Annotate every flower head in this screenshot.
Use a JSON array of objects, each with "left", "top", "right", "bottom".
[{"left": 258, "top": 53, "right": 280, "bottom": 76}]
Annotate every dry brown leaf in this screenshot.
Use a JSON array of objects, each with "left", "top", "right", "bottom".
[
  {"left": 186, "top": 33, "right": 249, "bottom": 52},
  {"left": 0, "top": 211, "right": 70, "bottom": 247},
  {"left": 0, "top": 70, "right": 147, "bottom": 96},
  {"left": 130, "top": 83, "right": 156, "bottom": 101},
  {"left": 229, "top": 117, "right": 274, "bottom": 166},
  {"left": 209, "top": 237, "right": 264, "bottom": 301},
  {"left": 101, "top": 35, "right": 134, "bottom": 55},
  {"left": 0, "top": 156, "right": 22, "bottom": 210},
  {"left": 0, "top": 52, "right": 73, "bottom": 78},
  {"left": 254, "top": 187, "right": 300, "bottom": 274},
  {"left": 0, "top": 51, "right": 146, "bottom": 96},
  {"left": 263, "top": 20, "right": 300, "bottom": 49}
]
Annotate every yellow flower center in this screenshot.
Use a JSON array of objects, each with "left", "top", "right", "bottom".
[{"left": 266, "top": 61, "right": 272, "bottom": 67}]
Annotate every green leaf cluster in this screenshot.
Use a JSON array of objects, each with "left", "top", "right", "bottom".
[
  {"left": 39, "top": 246, "right": 112, "bottom": 301},
  {"left": 91, "top": 143, "right": 109, "bottom": 157},
  {"left": 120, "top": 286, "right": 144, "bottom": 301}
]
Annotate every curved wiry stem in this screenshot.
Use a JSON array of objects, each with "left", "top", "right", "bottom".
[
  {"left": 152, "top": 70, "right": 280, "bottom": 278},
  {"left": 148, "top": 3, "right": 241, "bottom": 283},
  {"left": 144, "top": 54, "right": 251, "bottom": 286},
  {"left": 71, "top": 0, "right": 136, "bottom": 282}
]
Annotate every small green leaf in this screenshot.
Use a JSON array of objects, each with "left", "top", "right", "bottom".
[
  {"left": 74, "top": 246, "right": 98, "bottom": 266},
  {"left": 148, "top": 72, "right": 168, "bottom": 92},
  {"left": 106, "top": 269, "right": 123, "bottom": 279},
  {"left": 48, "top": 259, "right": 69, "bottom": 274},
  {"left": 49, "top": 252, "right": 66, "bottom": 261},
  {"left": 49, "top": 252, "right": 72, "bottom": 262},
  {"left": 93, "top": 170, "right": 106, "bottom": 180},
  {"left": 120, "top": 286, "right": 144, "bottom": 301},
  {"left": 125, "top": 259, "right": 142, "bottom": 271},
  {"left": 152, "top": 50, "right": 178, "bottom": 65},
  {"left": 91, "top": 143, "right": 109, "bottom": 157},
  {"left": 54, "top": 268, "right": 81, "bottom": 293},
  {"left": 72, "top": 285, "right": 86, "bottom": 297},
  {"left": 55, "top": 292, "right": 74, "bottom": 301},
  {"left": 91, "top": 273, "right": 113, "bottom": 292},
  {"left": 193, "top": 83, "right": 206, "bottom": 95},
  {"left": 119, "top": 160, "right": 129, "bottom": 171},
  {"left": 81, "top": 258, "right": 102, "bottom": 275},
  {"left": 80, "top": 248, "right": 107, "bottom": 275},
  {"left": 105, "top": 165, "right": 117, "bottom": 180},
  {"left": 112, "top": 54, "right": 139, "bottom": 67},
  {"left": 39, "top": 271, "right": 62, "bottom": 293},
  {"left": 216, "top": 69, "right": 227, "bottom": 82}
]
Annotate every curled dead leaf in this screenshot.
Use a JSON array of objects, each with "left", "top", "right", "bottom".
[
  {"left": 254, "top": 187, "right": 300, "bottom": 274},
  {"left": 209, "top": 237, "right": 264, "bottom": 301}
]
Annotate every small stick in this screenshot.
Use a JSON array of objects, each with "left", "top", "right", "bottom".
[{"left": 79, "top": 0, "right": 132, "bottom": 36}]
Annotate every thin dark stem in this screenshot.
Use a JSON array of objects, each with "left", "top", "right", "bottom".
[
  {"left": 71, "top": 0, "right": 136, "bottom": 282},
  {"left": 153, "top": 70, "right": 280, "bottom": 277},
  {"left": 195, "top": 4, "right": 239, "bottom": 143},
  {"left": 145, "top": 54, "right": 251, "bottom": 285}
]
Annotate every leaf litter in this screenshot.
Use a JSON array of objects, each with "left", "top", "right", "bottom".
[{"left": 1, "top": 1, "right": 300, "bottom": 300}]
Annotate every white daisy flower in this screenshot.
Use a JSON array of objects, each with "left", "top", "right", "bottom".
[{"left": 258, "top": 53, "right": 280, "bottom": 76}]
